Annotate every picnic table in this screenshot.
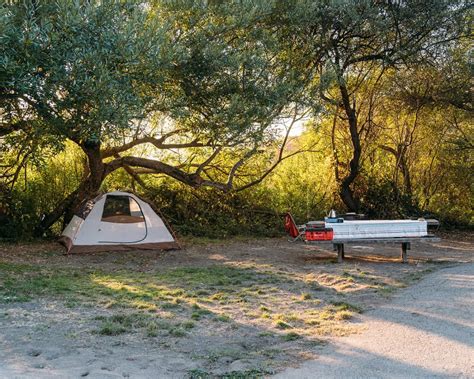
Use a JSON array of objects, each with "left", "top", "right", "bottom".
[{"left": 284, "top": 213, "right": 441, "bottom": 263}]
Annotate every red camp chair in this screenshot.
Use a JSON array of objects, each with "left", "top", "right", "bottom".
[{"left": 283, "top": 212, "right": 306, "bottom": 242}]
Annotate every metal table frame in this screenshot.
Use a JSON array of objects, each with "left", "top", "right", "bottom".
[{"left": 306, "top": 236, "right": 440, "bottom": 263}]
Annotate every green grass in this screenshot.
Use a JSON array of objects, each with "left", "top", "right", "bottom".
[
  {"left": 330, "top": 301, "right": 363, "bottom": 313},
  {"left": 376, "top": 285, "right": 396, "bottom": 297},
  {"left": 188, "top": 369, "right": 211, "bottom": 379},
  {"left": 221, "top": 369, "right": 273, "bottom": 378},
  {"left": 300, "top": 292, "right": 311, "bottom": 300},
  {"left": 275, "top": 320, "right": 292, "bottom": 329},
  {"left": 94, "top": 313, "right": 153, "bottom": 335},
  {"left": 335, "top": 310, "right": 353, "bottom": 320},
  {"left": 98, "top": 321, "right": 127, "bottom": 336},
  {"left": 0, "top": 259, "right": 407, "bottom": 343},
  {"left": 282, "top": 332, "right": 301, "bottom": 341},
  {"left": 169, "top": 327, "right": 187, "bottom": 337},
  {"left": 215, "top": 314, "right": 231, "bottom": 322},
  {"left": 188, "top": 362, "right": 271, "bottom": 378},
  {"left": 0, "top": 263, "right": 94, "bottom": 303},
  {"left": 94, "top": 312, "right": 189, "bottom": 337},
  {"left": 146, "top": 322, "right": 159, "bottom": 337},
  {"left": 2, "top": 260, "right": 354, "bottom": 338},
  {"left": 182, "top": 321, "right": 196, "bottom": 329},
  {"left": 190, "top": 306, "right": 212, "bottom": 320},
  {"left": 0, "top": 263, "right": 289, "bottom": 306}
]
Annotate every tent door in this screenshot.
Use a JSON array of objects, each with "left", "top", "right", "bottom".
[{"left": 97, "top": 195, "right": 147, "bottom": 243}]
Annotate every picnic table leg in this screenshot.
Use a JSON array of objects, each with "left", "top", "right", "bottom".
[
  {"left": 337, "top": 244, "right": 344, "bottom": 263},
  {"left": 401, "top": 242, "right": 410, "bottom": 263}
]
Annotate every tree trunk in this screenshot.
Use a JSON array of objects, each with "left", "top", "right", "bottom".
[
  {"left": 399, "top": 153, "right": 412, "bottom": 196},
  {"left": 380, "top": 145, "right": 412, "bottom": 197},
  {"left": 340, "top": 174, "right": 359, "bottom": 212},
  {"left": 34, "top": 189, "right": 80, "bottom": 236},
  {"left": 34, "top": 142, "right": 106, "bottom": 236},
  {"left": 338, "top": 79, "right": 361, "bottom": 212}
]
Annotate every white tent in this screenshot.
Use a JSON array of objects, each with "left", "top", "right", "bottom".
[{"left": 59, "top": 191, "right": 179, "bottom": 253}]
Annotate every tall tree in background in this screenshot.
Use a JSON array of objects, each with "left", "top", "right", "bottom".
[
  {"left": 276, "top": 0, "right": 470, "bottom": 211},
  {"left": 387, "top": 42, "right": 473, "bottom": 216}
]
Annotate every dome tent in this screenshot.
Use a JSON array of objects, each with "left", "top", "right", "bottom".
[{"left": 59, "top": 191, "right": 179, "bottom": 253}]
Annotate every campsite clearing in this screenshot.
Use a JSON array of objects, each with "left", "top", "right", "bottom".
[{"left": 0, "top": 232, "right": 472, "bottom": 378}]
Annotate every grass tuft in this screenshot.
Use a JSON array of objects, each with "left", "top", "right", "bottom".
[
  {"left": 216, "top": 314, "right": 231, "bottom": 322},
  {"left": 169, "top": 327, "right": 186, "bottom": 337},
  {"left": 300, "top": 292, "right": 311, "bottom": 300},
  {"left": 182, "top": 321, "right": 196, "bottom": 329},
  {"left": 334, "top": 310, "right": 353, "bottom": 320},
  {"left": 275, "top": 320, "right": 292, "bottom": 329},
  {"left": 188, "top": 368, "right": 210, "bottom": 379},
  {"left": 282, "top": 332, "right": 301, "bottom": 341},
  {"left": 330, "top": 301, "right": 363, "bottom": 313},
  {"left": 97, "top": 321, "right": 126, "bottom": 336}
]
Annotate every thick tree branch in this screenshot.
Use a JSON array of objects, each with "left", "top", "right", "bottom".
[
  {"left": 344, "top": 50, "right": 395, "bottom": 68},
  {"left": 100, "top": 133, "right": 211, "bottom": 158},
  {"left": 195, "top": 146, "right": 223, "bottom": 176},
  {"left": 106, "top": 156, "right": 206, "bottom": 187},
  {"left": 0, "top": 120, "right": 30, "bottom": 137}
]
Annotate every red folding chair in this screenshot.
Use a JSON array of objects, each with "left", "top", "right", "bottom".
[{"left": 283, "top": 212, "right": 306, "bottom": 242}]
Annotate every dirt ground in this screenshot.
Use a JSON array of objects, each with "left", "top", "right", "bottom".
[
  {"left": 277, "top": 262, "right": 474, "bottom": 378},
  {"left": 0, "top": 232, "right": 473, "bottom": 378}
]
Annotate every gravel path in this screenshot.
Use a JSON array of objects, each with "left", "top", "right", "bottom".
[{"left": 276, "top": 263, "right": 474, "bottom": 379}]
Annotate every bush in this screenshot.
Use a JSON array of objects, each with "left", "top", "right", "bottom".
[
  {"left": 142, "top": 181, "right": 283, "bottom": 238},
  {"left": 358, "top": 179, "right": 421, "bottom": 219},
  {"left": 0, "top": 187, "right": 40, "bottom": 240}
]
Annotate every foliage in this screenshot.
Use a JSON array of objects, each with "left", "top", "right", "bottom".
[
  {"left": 358, "top": 178, "right": 420, "bottom": 219},
  {"left": 2, "top": 0, "right": 312, "bottom": 235},
  {"left": 0, "top": 143, "right": 84, "bottom": 239},
  {"left": 0, "top": 1, "right": 472, "bottom": 239},
  {"left": 1, "top": 1, "right": 165, "bottom": 141},
  {"left": 141, "top": 181, "right": 282, "bottom": 238}
]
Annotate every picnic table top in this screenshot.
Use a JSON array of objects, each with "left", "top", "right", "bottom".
[{"left": 305, "top": 235, "right": 440, "bottom": 244}]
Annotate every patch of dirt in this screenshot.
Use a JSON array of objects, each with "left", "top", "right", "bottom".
[{"left": 0, "top": 233, "right": 472, "bottom": 378}]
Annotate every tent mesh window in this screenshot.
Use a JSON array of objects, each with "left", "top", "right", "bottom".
[
  {"left": 101, "top": 195, "right": 144, "bottom": 223},
  {"left": 76, "top": 199, "right": 95, "bottom": 220}
]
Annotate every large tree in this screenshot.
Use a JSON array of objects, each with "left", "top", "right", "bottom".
[{"left": 1, "top": 1, "right": 308, "bottom": 234}]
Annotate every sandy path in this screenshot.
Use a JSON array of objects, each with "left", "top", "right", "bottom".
[{"left": 276, "top": 263, "right": 474, "bottom": 379}]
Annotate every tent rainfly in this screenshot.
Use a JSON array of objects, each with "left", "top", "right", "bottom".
[{"left": 59, "top": 191, "right": 179, "bottom": 253}]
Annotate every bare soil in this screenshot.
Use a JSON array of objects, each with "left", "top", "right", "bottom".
[{"left": 0, "top": 233, "right": 472, "bottom": 378}]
